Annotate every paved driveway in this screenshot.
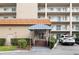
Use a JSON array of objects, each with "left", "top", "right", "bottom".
[{"left": 0, "top": 44, "right": 79, "bottom": 55}]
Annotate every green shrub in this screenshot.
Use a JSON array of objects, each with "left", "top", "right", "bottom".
[
  {"left": 11, "top": 38, "right": 18, "bottom": 46},
  {"left": 75, "top": 33, "right": 79, "bottom": 44},
  {"left": 48, "top": 36, "right": 57, "bottom": 49},
  {"left": 11, "top": 38, "right": 31, "bottom": 46},
  {"left": 0, "top": 38, "right": 6, "bottom": 46},
  {"left": 18, "top": 39, "right": 27, "bottom": 49}
]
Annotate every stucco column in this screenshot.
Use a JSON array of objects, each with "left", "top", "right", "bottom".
[
  {"left": 5, "top": 38, "right": 11, "bottom": 46},
  {"left": 5, "top": 34, "right": 14, "bottom": 46},
  {"left": 45, "top": 30, "right": 49, "bottom": 45},
  {"left": 45, "top": 3, "right": 47, "bottom": 19},
  {"left": 70, "top": 3, "right": 72, "bottom": 36}
]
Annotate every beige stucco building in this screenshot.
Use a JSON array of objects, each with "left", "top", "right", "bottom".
[{"left": 0, "top": 3, "right": 79, "bottom": 46}]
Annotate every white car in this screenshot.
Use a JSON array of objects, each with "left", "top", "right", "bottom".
[{"left": 59, "top": 35, "right": 75, "bottom": 45}]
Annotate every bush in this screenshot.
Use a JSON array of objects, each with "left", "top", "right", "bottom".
[
  {"left": 0, "top": 38, "right": 6, "bottom": 46},
  {"left": 48, "top": 36, "right": 57, "bottom": 49},
  {"left": 11, "top": 38, "right": 31, "bottom": 46},
  {"left": 18, "top": 39, "right": 27, "bottom": 49},
  {"left": 75, "top": 33, "right": 79, "bottom": 44},
  {"left": 75, "top": 38, "right": 79, "bottom": 44},
  {"left": 11, "top": 38, "right": 18, "bottom": 46}
]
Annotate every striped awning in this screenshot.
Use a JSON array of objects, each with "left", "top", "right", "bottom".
[{"left": 29, "top": 24, "right": 52, "bottom": 30}]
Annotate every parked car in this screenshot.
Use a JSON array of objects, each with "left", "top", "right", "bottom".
[{"left": 59, "top": 35, "right": 75, "bottom": 45}]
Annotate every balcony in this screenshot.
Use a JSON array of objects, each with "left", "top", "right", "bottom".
[
  {"left": 51, "top": 25, "right": 69, "bottom": 32},
  {"left": 47, "top": 7, "right": 70, "bottom": 12},
  {"left": 48, "top": 16, "right": 70, "bottom": 22},
  {"left": 0, "top": 16, "right": 16, "bottom": 19},
  {"left": 72, "top": 7, "right": 79, "bottom": 12},
  {"left": 38, "top": 7, "right": 70, "bottom": 13},
  {"left": 0, "top": 7, "right": 16, "bottom": 14},
  {"left": 38, "top": 16, "right": 45, "bottom": 19},
  {"left": 72, "top": 16, "right": 79, "bottom": 22},
  {"left": 38, "top": 7, "right": 45, "bottom": 12},
  {"left": 73, "top": 25, "right": 79, "bottom": 31}
]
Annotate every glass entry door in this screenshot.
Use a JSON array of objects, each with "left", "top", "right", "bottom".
[{"left": 34, "top": 30, "right": 46, "bottom": 40}]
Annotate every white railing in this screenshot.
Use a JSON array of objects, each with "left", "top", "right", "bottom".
[
  {"left": 51, "top": 26, "right": 69, "bottom": 31},
  {"left": 0, "top": 16, "right": 16, "bottom": 19},
  {"left": 38, "top": 7, "right": 79, "bottom": 12},
  {"left": 38, "top": 7, "right": 45, "bottom": 12},
  {"left": 72, "top": 7, "right": 79, "bottom": 12},
  {"left": 47, "top": 7, "right": 70, "bottom": 12},
  {"left": 0, "top": 7, "right": 16, "bottom": 13}
]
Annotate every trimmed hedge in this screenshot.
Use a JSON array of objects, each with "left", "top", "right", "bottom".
[
  {"left": 48, "top": 36, "right": 57, "bottom": 49},
  {"left": 0, "top": 38, "right": 6, "bottom": 46},
  {"left": 11, "top": 38, "right": 31, "bottom": 46}
]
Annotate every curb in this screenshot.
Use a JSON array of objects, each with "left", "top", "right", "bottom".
[{"left": 0, "top": 50, "right": 29, "bottom": 53}]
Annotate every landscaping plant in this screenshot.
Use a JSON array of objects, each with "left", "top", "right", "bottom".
[
  {"left": 75, "top": 33, "right": 79, "bottom": 44},
  {"left": 11, "top": 38, "right": 31, "bottom": 46},
  {"left": 0, "top": 38, "right": 6, "bottom": 46},
  {"left": 48, "top": 36, "right": 57, "bottom": 49},
  {"left": 18, "top": 39, "right": 27, "bottom": 49}
]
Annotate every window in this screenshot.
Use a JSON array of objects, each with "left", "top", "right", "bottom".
[
  {"left": 76, "top": 25, "right": 79, "bottom": 30},
  {"left": 76, "top": 8, "right": 79, "bottom": 11},
  {"left": 63, "top": 8, "right": 67, "bottom": 11},
  {"left": 56, "top": 25, "right": 61, "bottom": 30},
  {"left": 76, "top": 16, "right": 79, "bottom": 20},
  {"left": 72, "top": 8, "right": 74, "bottom": 11},
  {"left": 39, "top": 33, "right": 45, "bottom": 39},
  {"left": 4, "top": 8, "right": 8, "bottom": 11},
  {"left": 12, "top": 8, "right": 16, "bottom": 11},
  {"left": 64, "top": 16, "right": 67, "bottom": 20},
  {"left": 13, "top": 16, "right": 16, "bottom": 18},
  {"left": 35, "top": 30, "right": 46, "bottom": 39},
  {"left": 38, "top": 16, "right": 43, "bottom": 18},
  {"left": 57, "top": 16, "right": 61, "bottom": 21},
  {"left": 50, "top": 8, "right": 53, "bottom": 10},
  {"left": 49, "top": 16, "right": 51, "bottom": 19},
  {"left": 38, "top": 7, "right": 44, "bottom": 11},
  {"left": 57, "top": 8, "right": 61, "bottom": 11},
  {"left": 4, "top": 16, "right": 8, "bottom": 18}
]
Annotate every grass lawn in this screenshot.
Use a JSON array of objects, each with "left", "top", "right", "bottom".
[{"left": 0, "top": 46, "right": 17, "bottom": 51}]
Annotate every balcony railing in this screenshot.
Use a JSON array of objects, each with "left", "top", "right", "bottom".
[
  {"left": 72, "top": 8, "right": 79, "bottom": 12},
  {"left": 0, "top": 7, "right": 16, "bottom": 13},
  {"left": 38, "top": 7, "right": 70, "bottom": 12},
  {"left": 38, "top": 7, "right": 79, "bottom": 12},
  {"left": 47, "top": 7, "right": 70, "bottom": 12},
  {"left": 38, "top": 8, "right": 45, "bottom": 12}
]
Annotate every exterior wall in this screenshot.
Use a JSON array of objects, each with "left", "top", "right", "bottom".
[
  {"left": 16, "top": 3, "right": 37, "bottom": 19},
  {"left": 0, "top": 26, "right": 31, "bottom": 38}
]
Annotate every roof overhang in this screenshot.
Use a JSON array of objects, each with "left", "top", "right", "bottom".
[
  {"left": 29, "top": 24, "right": 52, "bottom": 30},
  {"left": 0, "top": 19, "right": 51, "bottom": 26}
]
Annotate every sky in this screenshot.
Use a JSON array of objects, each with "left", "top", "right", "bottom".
[{"left": 0, "top": 0, "right": 79, "bottom": 3}]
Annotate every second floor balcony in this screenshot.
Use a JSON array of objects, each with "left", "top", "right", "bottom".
[
  {"left": 47, "top": 7, "right": 70, "bottom": 12},
  {"left": 51, "top": 25, "right": 79, "bottom": 31},
  {"left": 38, "top": 7, "right": 79, "bottom": 13},
  {"left": 0, "top": 7, "right": 16, "bottom": 13}
]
